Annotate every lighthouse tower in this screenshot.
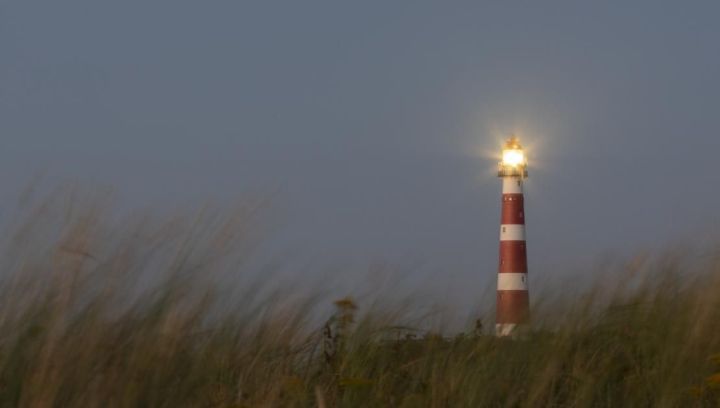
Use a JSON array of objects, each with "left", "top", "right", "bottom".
[{"left": 496, "top": 137, "right": 530, "bottom": 337}]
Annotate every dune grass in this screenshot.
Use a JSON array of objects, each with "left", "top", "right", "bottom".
[{"left": 0, "top": 191, "right": 719, "bottom": 407}]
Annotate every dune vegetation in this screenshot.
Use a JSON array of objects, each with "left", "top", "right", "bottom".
[{"left": 0, "top": 190, "right": 719, "bottom": 407}]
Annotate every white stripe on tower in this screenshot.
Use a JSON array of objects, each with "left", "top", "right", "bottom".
[
  {"left": 497, "top": 273, "right": 528, "bottom": 291},
  {"left": 500, "top": 225, "right": 525, "bottom": 241},
  {"left": 502, "top": 177, "right": 523, "bottom": 194}
]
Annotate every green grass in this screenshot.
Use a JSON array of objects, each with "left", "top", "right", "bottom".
[{"left": 0, "top": 191, "right": 719, "bottom": 407}]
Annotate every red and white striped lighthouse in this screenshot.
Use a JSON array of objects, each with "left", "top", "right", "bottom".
[{"left": 496, "top": 137, "right": 530, "bottom": 337}]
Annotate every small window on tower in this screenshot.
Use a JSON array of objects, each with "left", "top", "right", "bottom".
[{"left": 502, "top": 226, "right": 506, "bottom": 233}]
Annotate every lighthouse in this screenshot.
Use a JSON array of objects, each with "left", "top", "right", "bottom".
[{"left": 496, "top": 137, "right": 530, "bottom": 337}]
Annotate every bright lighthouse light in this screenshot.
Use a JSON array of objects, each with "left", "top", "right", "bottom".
[
  {"left": 502, "top": 149, "right": 525, "bottom": 167},
  {"left": 498, "top": 136, "right": 528, "bottom": 178}
]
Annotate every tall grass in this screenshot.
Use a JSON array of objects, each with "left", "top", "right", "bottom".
[{"left": 0, "top": 189, "right": 719, "bottom": 407}]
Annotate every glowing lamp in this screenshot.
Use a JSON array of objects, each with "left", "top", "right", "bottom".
[
  {"left": 502, "top": 149, "right": 525, "bottom": 167},
  {"left": 498, "top": 137, "right": 528, "bottom": 178}
]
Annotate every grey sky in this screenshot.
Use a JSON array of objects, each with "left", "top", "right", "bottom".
[{"left": 2, "top": 1, "right": 720, "bottom": 308}]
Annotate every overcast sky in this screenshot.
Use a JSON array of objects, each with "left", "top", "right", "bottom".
[{"left": 2, "top": 1, "right": 719, "bottom": 309}]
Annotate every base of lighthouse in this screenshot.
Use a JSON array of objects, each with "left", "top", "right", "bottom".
[
  {"left": 495, "top": 324, "right": 531, "bottom": 338},
  {"left": 495, "top": 289, "right": 530, "bottom": 337},
  {"left": 495, "top": 323, "right": 518, "bottom": 337}
]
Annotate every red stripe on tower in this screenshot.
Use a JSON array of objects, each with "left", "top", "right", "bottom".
[{"left": 496, "top": 137, "right": 530, "bottom": 337}]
